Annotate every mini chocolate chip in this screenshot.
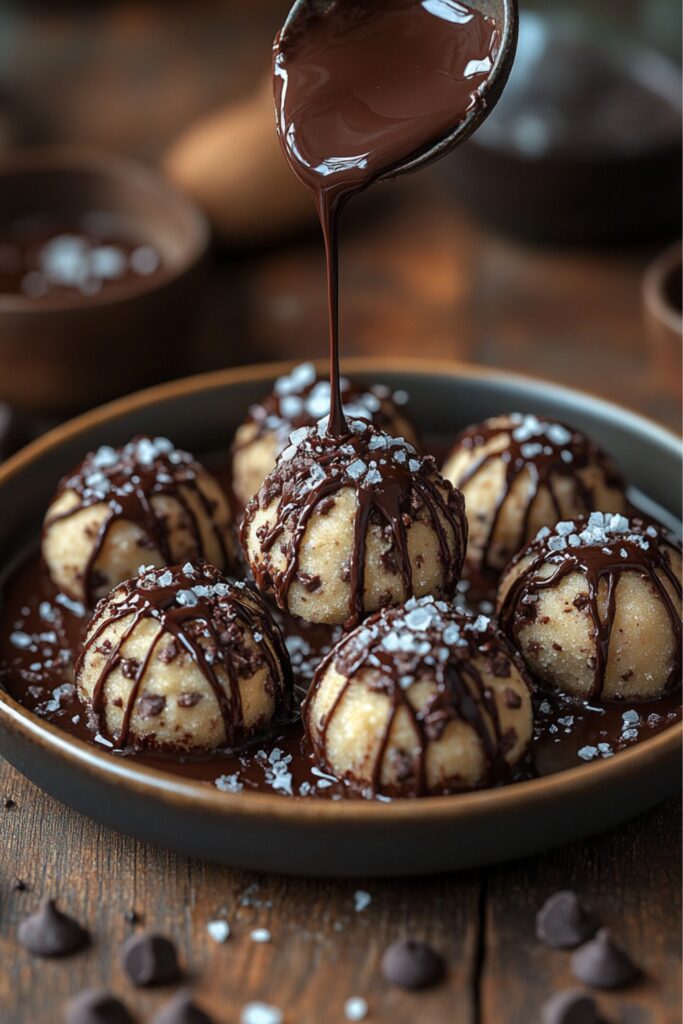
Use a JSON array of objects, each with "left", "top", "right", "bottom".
[
  {"left": 158, "top": 640, "right": 179, "bottom": 664},
  {"left": 381, "top": 938, "right": 445, "bottom": 990},
  {"left": 137, "top": 694, "right": 166, "bottom": 719},
  {"left": 150, "top": 989, "right": 214, "bottom": 1024},
  {"left": 18, "top": 899, "right": 89, "bottom": 957},
  {"left": 178, "top": 692, "right": 202, "bottom": 709},
  {"left": 14, "top": 879, "right": 28, "bottom": 892},
  {"left": 121, "top": 932, "right": 179, "bottom": 986},
  {"left": 503, "top": 687, "right": 522, "bottom": 709},
  {"left": 64, "top": 990, "right": 134, "bottom": 1024},
  {"left": 571, "top": 928, "right": 638, "bottom": 989},
  {"left": 4, "top": 796, "right": 16, "bottom": 809},
  {"left": 120, "top": 658, "right": 141, "bottom": 680},
  {"left": 536, "top": 891, "right": 598, "bottom": 949},
  {"left": 541, "top": 989, "right": 599, "bottom": 1024}
]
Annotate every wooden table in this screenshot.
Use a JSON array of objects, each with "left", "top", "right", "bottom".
[{"left": 0, "top": 4, "right": 680, "bottom": 1022}]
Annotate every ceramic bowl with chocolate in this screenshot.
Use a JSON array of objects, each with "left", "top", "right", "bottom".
[{"left": 0, "top": 363, "right": 679, "bottom": 876}]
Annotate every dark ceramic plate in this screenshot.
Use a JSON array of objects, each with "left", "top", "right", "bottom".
[{"left": 0, "top": 360, "right": 680, "bottom": 877}]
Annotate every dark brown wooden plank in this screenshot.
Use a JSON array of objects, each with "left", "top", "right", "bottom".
[
  {"left": 480, "top": 797, "right": 682, "bottom": 1024},
  {"left": 0, "top": 761, "right": 481, "bottom": 1024}
]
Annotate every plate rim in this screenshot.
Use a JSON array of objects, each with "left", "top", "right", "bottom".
[{"left": 0, "top": 357, "right": 680, "bottom": 827}]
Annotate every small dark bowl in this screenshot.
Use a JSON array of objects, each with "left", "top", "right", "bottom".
[
  {"left": 643, "top": 241, "right": 682, "bottom": 402},
  {"left": 445, "top": 13, "right": 682, "bottom": 245},
  {"left": 0, "top": 147, "right": 210, "bottom": 415}
]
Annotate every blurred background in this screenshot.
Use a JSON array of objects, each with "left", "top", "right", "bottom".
[{"left": 0, "top": 0, "right": 680, "bottom": 452}]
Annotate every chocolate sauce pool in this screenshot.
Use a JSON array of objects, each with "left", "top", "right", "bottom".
[
  {"left": 274, "top": 0, "right": 499, "bottom": 435},
  {"left": 0, "top": 453, "right": 679, "bottom": 801}
]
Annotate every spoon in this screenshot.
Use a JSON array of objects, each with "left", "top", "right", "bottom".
[{"left": 276, "top": 0, "right": 519, "bottom": 182}]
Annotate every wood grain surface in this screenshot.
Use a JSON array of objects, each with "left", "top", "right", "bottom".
[{"left": 0, "top": 3, "right": 681, "bottom": 1022}]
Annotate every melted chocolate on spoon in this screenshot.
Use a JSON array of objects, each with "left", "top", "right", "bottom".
[{"left": 273, "top": 0, "right": 500, "bottom": 435}]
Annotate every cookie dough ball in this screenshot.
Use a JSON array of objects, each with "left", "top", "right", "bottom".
[
  {"left": 231, "top": 362, "right": 417, "bottom": 506},
  {"left": 304, "top": 597, "right": 533, "bottom": 795},
  {"left": 241, "top": 420, "right": 467, "bottom": 627},
  {"left": 43, "top": 437, "right": 236, "bottom": 606},
  {"left": 76, "top": 562, "right": 292, "bottom": 752},
  {"left": 498, "top": 513, "right": 682, "bottom": 703},
  {"left": 442, "top": 414, "right": 626, "bottom": 580}
]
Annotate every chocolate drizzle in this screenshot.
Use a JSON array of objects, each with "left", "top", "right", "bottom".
[
  {"left": 273, "top": 0, "right": 499, "bottom": 438},
  {"left": 303, "top": 597, "right": 532, "bottom": 796},
  {"left": 242, "top": 421, "right": 467, "bottom": 627},
  {"left": 449, "top": 414, "right": 625, "bottom": 575},
  {"left": 76, "top": 562, "right": 292, "bottom": 750},
  {"left": 499, "top": 514, "right": 682, "bottom": 702},
  {"left": 43, "top": 437, "right": 232, "bottom": 605}
]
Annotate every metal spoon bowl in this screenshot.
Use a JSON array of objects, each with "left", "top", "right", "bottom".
[{"left": 277, "top": 0, "right": 519, "bottom": 181}]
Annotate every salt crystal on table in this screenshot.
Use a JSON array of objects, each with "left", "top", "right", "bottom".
[
  {"left": 207, "top": 919, "right": 231, "bottom": 943},
  {"left": 354, "top": 890, "right": 372, "bottom": 913},
  {"left": 344, "top": 996, "right": 369, "bottom": 1021},
  {"left": 241, "top": 1002, "right": 283, "bottom": 1024},
  {"left": 250, "top": 928, "right": 272, "bottom": 943}
]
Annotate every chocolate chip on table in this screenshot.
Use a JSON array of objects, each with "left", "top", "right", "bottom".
[
  {"left": 18, "top": 899, "right": 89, "bottom": 957},
  {"left": 571, "top": 928, "right": 638, "bottom": 989},
  {"left": 64, "top": 990, "right": 134, "bottom": 1024},
  {"left": 121, "top": 932, "right": 179, "bottom": 987},
  {"left": 4, "top": 796, "right": 16, "bottom": 809},
  {"left": 14, "top": 879, "right": 28, "bottom": 892},
  {"left": 150, "top": 989, "right": 215, "bottom": 1024},
  {"left": 536, "top": 890, "right": 598, "bottom": 949},
  {"left": 381, "top": 938, "right": 445, "bottom": 990},
  {"left": 541, "top": 989, "right": 599, "bottom": 1024}
]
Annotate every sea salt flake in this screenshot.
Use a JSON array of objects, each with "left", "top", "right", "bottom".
[
  {"left": 404, "top": 606, "right": 434, "bottom": 631},
  {"left": 250, "top": 928, "right": 272, "bottom": 943},
  {"left": 365, "top": 468, "right": 382, "bottom": 485},
  {"left": 207, "top": 919, "right": 231, "bottom": 943},
  {"left": 288, "top": 426, "right": 310, "bottom": 448},
  {"left": 9, "top": 631, "right": 33, "bottom": 649},
  {"left": 408, "top": 459, "right": 421, "bottom": 473},
  {"left": 347, "top": 459, "right": 367, "bottom": 481},
  {"left": 215, "top": 774, "right": 244, "bottom": 794},
  {"left": 279, "top": 394, "right": 304, "bottom": 419},
  {"left": 354, "top": 890, "right": 372, "bottom": 913},
  {"left": 345, "top": 997, "right": 369, "bottom": 1021},
  {"left": 578, "top": 745, "right": 598, "bottom": 761},
  {"left": 275, "top": 361, "right": 316, "bottom": 396},
  {"left": 240, "top": 1003, "right": 283, "bottom": 1024}
]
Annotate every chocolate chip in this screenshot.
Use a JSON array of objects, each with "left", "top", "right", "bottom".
[
  {"left": 541, "top": 989, "right": 599, "bottom": 1024},
  {"left": 120, "top": 658, "right": 141, "bottom": 680},
  {"left": 137, "top": 694, "right": 166, "bottom": 719},
  {"left": 14, "top": 879, "right": 28, "bottom": 892},
  {"left": 4, "top": 796, "right": 16, "bottom": 809},
  {"left": 150, "top": 989, "right": 214, "bottom": 1024},
  {"left": 381, "top": 938, "right": 445, "bottom": 989},
  {"left": 178, "top": 692, "right": 202, "bottom": 709},
  {"left": 503, "top": 687, "right": 522, "bottom": 709},
  {"left": 571, "top": 928, "right": 638, "bottom": 989},
  {"left": 18, "top": 899, "right": 89, "bottom": 957},
  {"left": 536, "top": 891, "right": 598, "bottom": 949},
  {"left": 64, "top": 990, "right": 134, "bottom": 1024},
  {"left": 121, "top": 932, "right": 180, "bottom": 986}
]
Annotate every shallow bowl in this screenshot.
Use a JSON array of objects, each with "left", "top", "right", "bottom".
[{"left": 0, "top": 360, "right": 679, "bottom": 876}]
